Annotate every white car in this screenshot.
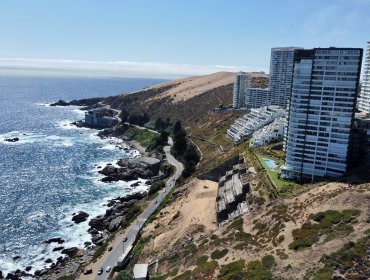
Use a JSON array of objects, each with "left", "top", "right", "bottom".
[{"left": 106, "top": 266, "right": 111, "bottom": 273}]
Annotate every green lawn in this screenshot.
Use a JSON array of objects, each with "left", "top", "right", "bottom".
[{"left": 256, "top": 154, "right": 298, "bottom": 195}]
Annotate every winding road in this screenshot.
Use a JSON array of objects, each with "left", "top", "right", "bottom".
[{"left": 79, "top": 137, "right": 183, "bottom": 280}]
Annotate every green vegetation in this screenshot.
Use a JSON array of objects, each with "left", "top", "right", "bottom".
[
  {"left": 123, "top": 126, "right": 158, "bottom": 147},
  {"left": 113, "top": 271, "right": 134, "bottom": 280},
  {"left": 210, "top": 248, "right": 228, "bottom": 259},
  {"left": 304, "top": 235, "right": 370, "bottom": 279},
  {"left": 227, "top": 218, "right": 243, "bottom": 231},
  {"left": 148, "top": 180, "right": 165, "bottom": 196},
  {"left": 219, "top": 259, "right": 246, "bottom": 279},
  {"left": 172, "top": 270, "right": 191, "bottom": 280},
  {"left": 196, "top": 255, "right": 209, "bottom": 266},
  {"left": 261, "top": 255, "right": 275, "bottom": 269},
  {"left": 121, "top": 205, "right": 143, "bottom": 229},
  {"left": 152, "top": 268, "right": 179, "bottom": 280},
  {"left": 289, "top": 209, "right": 360, "bottom": 250},
  {"left": 245, "top": 260, "right": 273, "bottom": 280},
  {"left": 171, "top": 120, "right": 201, "bottom": 177},
  {"left": 56, "top": 276, "right": 74, "bottom": 280},
  {"left": 192, "top": 260, "right": 218, "bottom": 276}
]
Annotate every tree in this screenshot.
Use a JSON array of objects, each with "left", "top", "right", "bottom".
[
  {"left": 156, "top": 131, "right": 169, "bottom": 146},
  {"left": 119, "top": 109, "right": 129, "bottom": 123},
  {"left": 113, "top": 271, "right": 133, "bottom": 280},
  {"left": 173, "top": 120, "right": 182, "bottom": 135}
]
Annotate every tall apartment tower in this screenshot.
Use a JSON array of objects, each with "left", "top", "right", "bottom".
[
  {"left": 358, "top": 42, "right": 370, "bottom": 113},
  {"left": 269, "top": 47, "right": 303, "bottom": 108},
  {"left": 281, "top": 48, "right": 363, "bottom": 182},
  {"left": 232, "top": 72, "right": 251, "bottom": 109}
]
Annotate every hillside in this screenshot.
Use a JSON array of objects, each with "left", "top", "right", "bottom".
[
  {"left": 135, "top": 179, "right": 370, "bottom": 279},
  {"left": 103, "top": 71, "right": 268, "bottom": 128}
]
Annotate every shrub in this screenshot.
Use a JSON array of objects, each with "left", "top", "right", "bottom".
[
  {"left": 219, "top": 260, "right": 246, "bottom": 279},
  {"left": 196, "top": 255, "right": 209, "bottom": 266},
  {"left": 261, "top": 255, "right": 275, "bottom": 269},
  {"left": 246, "top": 260, "right": 273, "bottom": 280},
  {"left": 211, "top": 248, "right": 229, "bottom": 260}
]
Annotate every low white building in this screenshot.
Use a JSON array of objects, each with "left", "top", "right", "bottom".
[
  {"left": 134, "top": 263, "right": 148, "bottom": 280},
  {"left": 250, "top": 117, "right": 286, "bottom": 147},
  {"left": 227, "top": 106, "right": 286, "bottom": 143}
]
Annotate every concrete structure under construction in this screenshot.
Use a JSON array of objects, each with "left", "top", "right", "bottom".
[
  {"left": 232, "top": 72, "right": 251, "bottom": 109},
  {"left": 281, "top": 47, "right": 363, "bottom": 182},
  {"left": 250, "top": 117, "right": 286, "bottom": 147},
  {"left": 216, "top": 157, "right": 250, "bottom": 223},
  {"left": 358, "top": 42, "right": 370, "bottom": 113},
  {"left": 227, "top": 106, "right": 286, "bottom": 143},
  {"left": 245, "top": 88, "right": 270, "bottom": 109},
  {"left": 269, "top": 47, "right": 303, "bottom": 109}
]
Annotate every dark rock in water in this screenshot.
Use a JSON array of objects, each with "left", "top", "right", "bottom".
[
  {"left": 5, "top": 273, "right": 18, "bottom": 279},
  {"left": 34, "top": 269, "right": 48, "bottom": 277},
  {"left": 4, "top": 137, "right": 19, "bottom": 142},
  {"left": 25, "top": 266, "right": 32, "bottom": 272},
  {"left": 45, "top": 258, "right": 53, "bottom": 263},
  {"left": 61, "top": 247, "right": 78, "bottom": 257},
  {"left": 0, "top": 271, "right": 3, "bottom": 279},
  {"left": 12, "top": 255, "right": 20, "bottom": 261},
  {"left": 52, "top": 246, "right": 64, "bottom": 252},
  {"left": 130, "top": 182, "right": 140, "bottom": 187},
  {"left": 72, "top": 211, "right": 89, "bottom": 224},
  {"left": 88, "top": 215, "right": 106, "bottom": 231},
  {"left": 84, "top": 241, "right": 92, "bottom": 247},
  {"left": 50, "top": 99, "right": 70, "bottom": 106},
  {"left": 44, "top": 237, "right": 65, "bottom": 244}
]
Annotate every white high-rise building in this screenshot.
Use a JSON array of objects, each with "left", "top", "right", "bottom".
[
  {"left": 245, "top": 88, "right": 270, "bottom": 109},
  {"left": 281, "top": 48, "right": 363, "bottom": 182},
  {"left": 269, "top": 47, "right": 303, "bottom": 109},
  {"left": 358, "top": 42, "right": 370, "bottom": 113},
  {"left": 232, "top": 72, "right": 251, "bottom": 109}
]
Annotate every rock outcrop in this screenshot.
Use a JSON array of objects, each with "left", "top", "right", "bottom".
[
  {"left": 71, "top": 211, "right": 89, "bottom": 224},
  {"left": 88, "top": 192, "right": 146, "bottom": 241},
  {"left": 99, "top": 157, "right": 160, "bottom": 182},
  {"left": 50, "top": 100, "right": 70, "bottom": 106},
  {"left": 4, "top": 137, "right": 19, "bottom": 142}
]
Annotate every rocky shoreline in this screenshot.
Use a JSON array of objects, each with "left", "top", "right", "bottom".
[{"left": 1, "top": 119, "right": 165, "bottom": 280}]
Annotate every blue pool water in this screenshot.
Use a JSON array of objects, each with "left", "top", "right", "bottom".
[{"left": 263, "top": 158, "right": 279, "bottom": 170}]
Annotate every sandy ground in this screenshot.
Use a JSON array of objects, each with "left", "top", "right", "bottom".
[
  {"left": 140, "top": 179, "right": 218, "bottom": 259},
  {"left": 147, "top": 72, "right": 235, "bottom": 103}
]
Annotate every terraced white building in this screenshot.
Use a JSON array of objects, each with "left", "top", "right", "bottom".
[
  {"left": 250, "top": 117, "right": 286, "bottom": 147},
  {"left": 227, "top": 106, "right": 286, "bottom": 143}
]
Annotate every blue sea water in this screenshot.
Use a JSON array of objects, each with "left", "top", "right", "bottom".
[{"left": 0, "top": 76, "right": 166, "bottom": 275}]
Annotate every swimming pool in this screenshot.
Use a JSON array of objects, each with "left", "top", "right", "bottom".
[{"left": 263, "top": 158, "right": 279, "bottom": 170}]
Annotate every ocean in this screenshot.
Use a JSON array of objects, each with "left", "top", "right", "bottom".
[{"left": 0, "top": 76, "right": 166, "bottom": 276}]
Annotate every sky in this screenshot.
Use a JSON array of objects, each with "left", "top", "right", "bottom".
[{"left": 0, "top": 0, "right": 369, "bottom": 78}]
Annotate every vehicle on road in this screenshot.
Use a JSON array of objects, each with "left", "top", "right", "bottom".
[
  {"left": 123, "top": 236, "right": 128, "bottom": 242},
  {"left": 83, "top": 268, "right": 92, "bottom": 275},
  {"left": 108, "top": 246, "right": 113, "bottom": 251},
  {"left": 154, "top": 200, "right": 157, "bottom": 204},
  {"left": 163, "top": 189, "right": 166, "bottom": 193},
  {"left": 106, "top": 266, "right": 111, "bottom": 272},
  {"left": 97, "top": 268, "right": 103, "bottom": 275}
]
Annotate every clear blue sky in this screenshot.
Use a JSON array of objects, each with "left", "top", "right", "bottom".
[{"left": 0, "top": 0, "right": 369, "bottom": 78}]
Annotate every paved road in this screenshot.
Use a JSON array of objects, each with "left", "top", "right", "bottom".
[{"left": 90, "top": 137, "right": 183, "bottom": 280}]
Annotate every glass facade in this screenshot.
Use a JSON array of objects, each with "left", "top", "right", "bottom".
[{"left": 281, "top": 48, "right": 363, "bottom": 182}]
